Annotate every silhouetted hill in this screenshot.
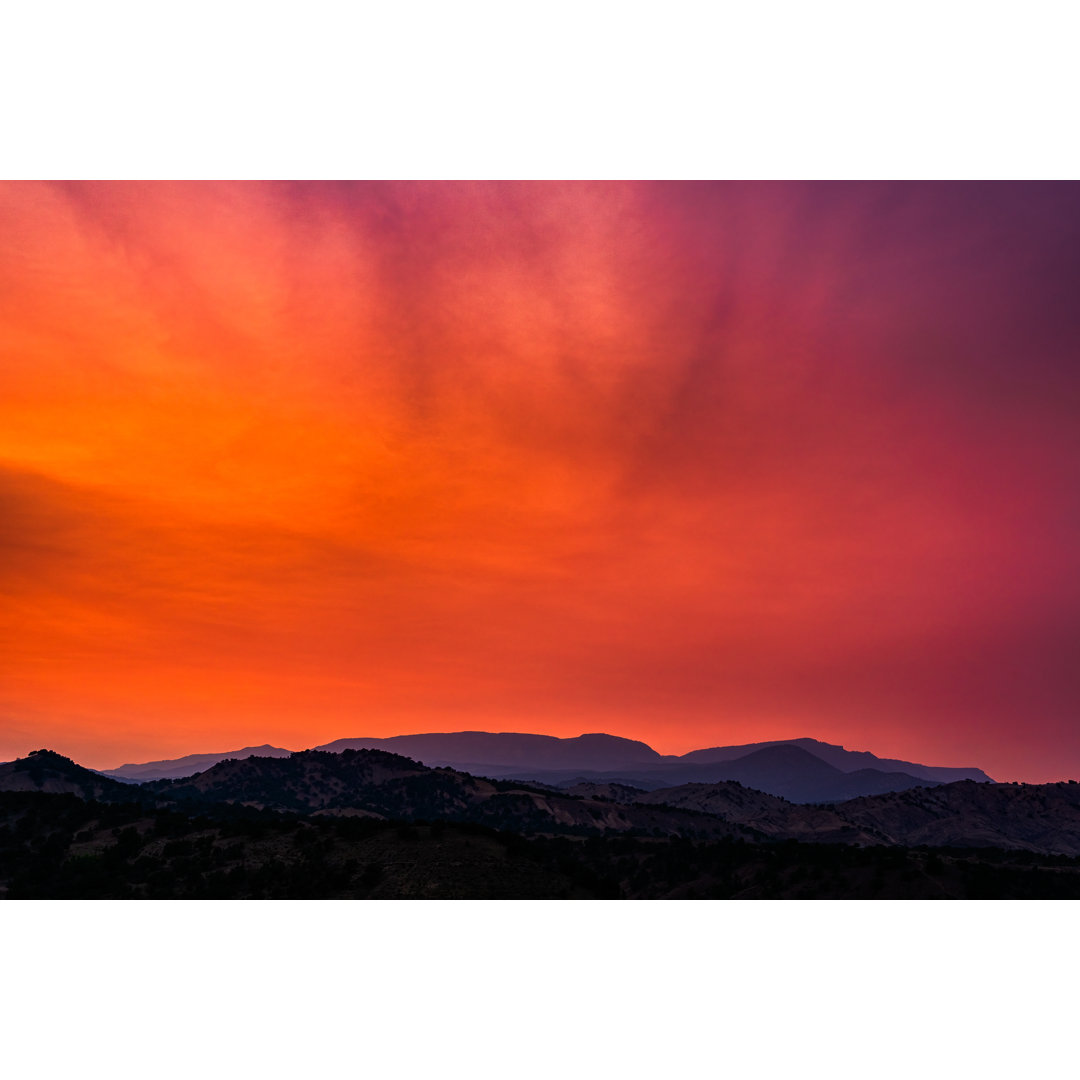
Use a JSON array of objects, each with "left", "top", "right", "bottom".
[
  {"left": 314, "top": 731, "right": 664, "bottom": 771},
  {"left": 98, "top": 730, "right": 993, "bottom": 800},
  {"left": 8, "top": 747, "right": 1080, "bottom": 896},
  {"left": 101, "top": 744, "right": 293, "bottom": 782},
  {"left": 681, "top": 737, "right": 992, "bottom": 784},
  {"left": 681, "top": 744, "right": 940, "bottom": 802},
  {"left": 0, "top": 750, "right": 142, "bottom": 802},
  {"left": 138, "top": 749, "right": 756, "bottom": 841},
  {"left": 509, "top": 746, "right": 941, "bottom": 802},
  {"left": 310, "top": 731, "right": 987, "bottom": 800}
]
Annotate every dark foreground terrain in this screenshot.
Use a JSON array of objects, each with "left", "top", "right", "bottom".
[
  {"left": 5, "top": 790, "right": 1080, "bottom": 899},
  {"left": 4, "top": 748, "right": 1080, "bottom": 898}
]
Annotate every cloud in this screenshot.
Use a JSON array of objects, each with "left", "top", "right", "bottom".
[{"left": 1, "top": 181, "right": 1078, "bottom": 778}]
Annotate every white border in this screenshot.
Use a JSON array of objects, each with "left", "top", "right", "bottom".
[{"left": 3, "top": 2, "right": 1078, "bottom": 178}]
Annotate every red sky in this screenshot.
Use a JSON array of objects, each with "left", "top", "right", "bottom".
[{"left": 2, "top": 181, "right": 1078, "bottom": 780}]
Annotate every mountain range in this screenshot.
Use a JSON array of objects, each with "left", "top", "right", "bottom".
[
  {"left": 100, "top": 730, "right": 992, "bottom": 803},
  {"left": 7, "top": 744, "right": 1080, "bottom": 856},
  {"left": 6, "top": 745, "right": 1080, "bottom": 898},
  {"left": 103, "top": 744, "right": 293, "bottom": 782},
  {"left": 6, "top": 748, "right": 755, "bottom": 842}
]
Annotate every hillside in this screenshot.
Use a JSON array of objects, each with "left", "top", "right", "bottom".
[
  {"left": 633, "top": 782, "right": 885, "bottom": 845},
  {"left": 0, "top": 750, "right": 144, "bottom": 802},
  {"left": 830, "top": 780, "right": 1080, "bottom": 855},
  {"left": 12, "top": 746, "right": 1080, "bottom": 859},
  {"left": 138, "top": 749, "right": 756, "bottom": 841},
  {"left": 632, "top": 776, "right": 1080, "bottom": 855},
  {"left": 6, "top": 789, "right": 1080, "bottom": 899},
  {"left": 0, "top": 793, "right": 610, "bottom": 899}
]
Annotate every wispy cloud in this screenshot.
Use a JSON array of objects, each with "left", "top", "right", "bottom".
[{"left": 2, "top": 181, "right": 1078, "bottom": 778}]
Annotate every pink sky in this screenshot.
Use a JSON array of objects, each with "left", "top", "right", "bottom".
[{"left": 1, "top": 181, "right": 1078, "bottom": 780}]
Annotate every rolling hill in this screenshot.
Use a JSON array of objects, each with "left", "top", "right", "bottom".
[
  {"left": 7, "top": 747, "right": 1080, "bottom": 901},
  {"left": 0, "top": 749, "right": 144, "bottom": 802},
  {"left": 138, "top": 748, "right": 756, "bottom": 840}
]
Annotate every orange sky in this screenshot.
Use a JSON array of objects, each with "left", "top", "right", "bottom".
[{"left": 2, "top": 181, "right": 1079, "bottom": 779}]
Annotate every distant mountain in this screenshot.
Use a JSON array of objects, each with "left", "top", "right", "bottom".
[
  {"left": 99, "top": 730, "right": 993, "bottom": 801},
  {"left": 314, "top": 731, "right": 664, "bottom": 771},
  {"left": 313, "top": 731, "right": 992, "bottom": 800},
  {"left": 683, "top": 744, "right": 943, "bottom": 802},
  {"left": 681, "top": 737, "right": 992, "bottom": 784},
  {"left": 101, "top": 744, "right": 294, "bottom": 782},
  {"left": 496, "top": 746, "right": 942, "bottom": 802}
]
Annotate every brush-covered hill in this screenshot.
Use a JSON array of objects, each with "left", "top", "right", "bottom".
[
  {"left": 828, "top": 780, "right": 1080, "bottom": 854},
  {"left": 631, "top": 776, "right": 1080, "bottom": 855},
  {"left": 4, "top": 748, "right": 754, "bottom": 841},
  {"left": 12, "top": 747, "right": 1080, "bottom": 857},
  {"left": 631, "top": 781, "right": 886, "bottom": 845},
  {"left": 0, "top": 750, "right": 144, "bottom": 802},
  {"left": 138, "top": 748, "right": 756, "bottom": 841},
  {"left": 0, "top": 793, "right": 615, "bottom": 899},
  {"left": 8, "top": 749, "right": 1080, "bottom": 896},
  {"left": 8, "top": 787, "right": 1080, "bottom": 898}
]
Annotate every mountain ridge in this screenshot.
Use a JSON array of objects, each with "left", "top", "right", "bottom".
[
  {"left": 682, "top": 737, "right": 988, "bottom": 784},
  {"left": 7, "top": 747, "right": 1080, "bottom": 856},
  {"left": 102, "top": 744, "right": 294, "bottom": 782},
  {"left": 137, "top": 747, "right": 756, "bottom": 840},
  {"left": 492, "top": 745, "right": 948, "bottom": 803},
  {"left": 96, "top": 730, "right": 994, "bottom": 798}
]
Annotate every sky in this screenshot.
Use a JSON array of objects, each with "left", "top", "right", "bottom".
[{"left": 1, "top": 180, "right": 1078, "bottom": 780}]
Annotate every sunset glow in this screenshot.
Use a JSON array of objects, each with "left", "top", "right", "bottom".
[{"left": 2, "top": 181, "right": 1078, "bottom": 779}]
